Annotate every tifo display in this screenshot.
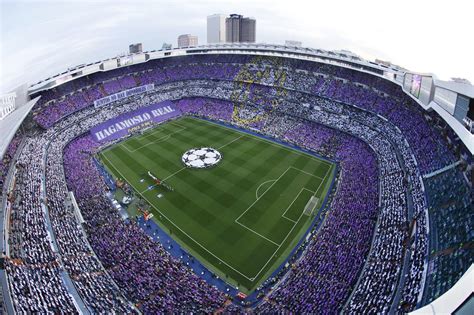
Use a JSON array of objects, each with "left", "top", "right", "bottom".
[{"left": 2, "top": 53, "right": 471, "bottom": 315}]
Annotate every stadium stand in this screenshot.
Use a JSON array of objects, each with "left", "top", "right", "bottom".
[{"left": 1, "top": 53, "right": 471, "bottom": 313}]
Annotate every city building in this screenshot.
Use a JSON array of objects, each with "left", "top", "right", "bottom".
[
  {"left": 177, "top": 34, "right": 198, "bottom": 48},
  {"left": 162, "top": 42, "right": 172, "bottom": 50},
  {"left": 129, "top": 43, "right": 143, "bottom": 54},
  {"left": 285, "top": 40, "right": 302, "bottom": 47},
  {"left": 225, "top": 14, "right": 256, "bottom": 43},
  {"left": 207, "top": 14, "right": 226, "bottom": 43}
]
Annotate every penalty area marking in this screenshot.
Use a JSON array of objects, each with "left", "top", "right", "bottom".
[
  {"left": 237, "top": 163, "right": 333, "bottom": 281},
  {"left": 281, "top": 188, "right": 316, "bottom": 223},
  {"left": 255, "top": 179, "right": 277, "bottom": 199},
  {"left": 122, "top": 122, "right": 187, "bottom": 153},
  {"left": 234, "top": 220, "right": 280, "bottom": 246},
  {"left": 102, "top": 129, "right": 334, "bottom": 285},
  {"left": 101, "top": 152, "right": 257, "bottom": 282}
]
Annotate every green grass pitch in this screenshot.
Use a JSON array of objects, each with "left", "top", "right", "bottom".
[{"left": 99, "top": 116, "right": 335, "bottom": 293}]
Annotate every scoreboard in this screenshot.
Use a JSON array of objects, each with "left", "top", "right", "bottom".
[{"left": 403, "top": 73, "right": 434, "bottom": 105}]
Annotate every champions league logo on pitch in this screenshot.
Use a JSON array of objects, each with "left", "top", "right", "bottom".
[{"left": 182, "top": 148, "right": 222, "bottom": 169}]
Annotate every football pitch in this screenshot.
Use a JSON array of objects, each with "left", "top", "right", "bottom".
[{"left": 99, "top": 116, "right": 335, "bottom": 292}]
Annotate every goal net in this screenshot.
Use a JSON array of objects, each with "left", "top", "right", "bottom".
[{"left": 303, "top": 196, "right": 319, "bottom": 216}]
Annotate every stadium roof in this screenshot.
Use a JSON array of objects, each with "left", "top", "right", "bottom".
[
  {"left": 27, "top": 43, "right": 396, "bottom": 94},
  {"left": 434, "top": 79, "right": 474, "bottom": 98},
  {"left": 428, "top": 101, "right": 474, "bottom": 153},
  {"left": 0, "top": 97, "right": 39, "bottom": 159},
  {"left": 411, "top": 265, "right": 474, "bottom": 314},
  {"left": 3, "top": 43, "right": 473, "bottom": 155}
]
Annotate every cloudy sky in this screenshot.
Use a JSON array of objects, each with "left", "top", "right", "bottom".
[{"left": 1, "top": 0, "right": 473, "bottom": 93}]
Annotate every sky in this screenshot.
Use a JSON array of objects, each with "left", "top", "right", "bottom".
[{"left": 1, "top": 0, "right": 473, "bottom": 94}]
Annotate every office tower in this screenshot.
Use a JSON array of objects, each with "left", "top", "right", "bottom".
[
  {"left": 207, "top": 14, "right": 226, "bottom": 43},
  {"left": 225, "top": 14, "right": 256, "bottom": 43}
]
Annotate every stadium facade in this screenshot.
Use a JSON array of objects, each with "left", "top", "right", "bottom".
[{"left": 0, "top": 43, "right": 472, "bottom": 314}]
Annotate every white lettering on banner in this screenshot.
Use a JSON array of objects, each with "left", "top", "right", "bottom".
[
  {"left": 93, "top": 107, "right": 174, "bottom": 141},
  {"left": 151, "top": 105, "right": 174, "bottom": 117},
  {"left": 94, "top": 84, "right": 154, "bottom": 108}
]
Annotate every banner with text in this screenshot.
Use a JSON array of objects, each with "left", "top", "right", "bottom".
[
  {"left": 90, "top": 101, "right": 180, "bottom": 142},
  {"left": 94, "top": 83, "right": 155, "bottom": 108}
]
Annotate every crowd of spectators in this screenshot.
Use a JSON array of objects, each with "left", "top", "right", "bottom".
[
  {"left": 421, "top": 168, "right": 473, "bottom": 304},
  {"left": 0, "top": 133, "right": 22, "bottom": 191},
  {"left": 2, "top": 54, "right": 467, "bottom": 313},
  {"left": 176, "top": 93, "right": 413, "bottom": 313},
  {"left": 63, "top": 133, "right": 229, "bottom": 313},
  {"left": 6, "top": 136, "right": 77, "bottom": 312},
  {"left": 32, "top": 54, "right": 456, "bottom": 177}
]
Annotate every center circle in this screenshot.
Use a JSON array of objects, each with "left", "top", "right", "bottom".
[{"left": 182, "top": 147, "right": 222, "bottom": 169}]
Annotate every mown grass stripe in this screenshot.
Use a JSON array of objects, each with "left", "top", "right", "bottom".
[{"left": 100, "top": 116, "right": 336, "bottom": 292}]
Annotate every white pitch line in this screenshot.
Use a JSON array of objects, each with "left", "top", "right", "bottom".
[
  {"left": 235, "top": 220, "right": 280, "bottom": 246},
  {"left": 217, "top": 135, "right": 244, "bottom": 149},
  {"left": 140, "top": 186, "right": 152, "bottom": 194},
  {"left": 160, "top": 135, "right": 244, "bottom": 183},
  {"left": 197, "top": 118, "right": 333, "bottom": 167},
  {"left": 141, "top": 154, "right": 189, "bottom": 191},
  {"left": 162, "top": 167, "right": 186, "bottom": 181},
  {"left": 281, "top": 188, "right": 307, "bottom": 222},
  {"left": 250, "top": 205, "right": 308, "bottom": 281},
  {"left": 138, "top": 121, "right": 187, "bottom": 140},
  {"left": 289, "top": 166, "right": 324, "bottom": 180},
  {"left": 123, "top": 126, "right": 186, "bottom": 153},
  {"left": 235, "top": 167, "right": 291, "bottom": 223},
  {"left": 312, "top": 164, "right": 332, "bottom": 197},
  {"left": 101, "top": 153, "right": 256, "bottom": 281},
  {"left": 255, "top": 179, "right": 276, "bottom": 199},
  {"left": 237, "top": 167, "right": 320, "bottom": 246},
  {"left": 248, "top": 163, "right": 334, "bottom": 280},
  {"left": 105, "top": 119, "right": 336, "bottom": 285},
  {"left": 281, "top": 216, "right": 297, "bottom": 224}
]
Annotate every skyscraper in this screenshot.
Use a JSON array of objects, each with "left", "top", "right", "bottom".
[
  {"left": 225, "top": 14, "right": 256, "bottom": 43},
  {"left": 177, "top": 34, "right": 198, "bottom": 48},
  {"left": 225, "top": 14, "right": 240, "bottom": 43},
  {"left": 240, "top": 17, "right": 256, "bottom": 43},
  {"left": 207, "top": 14, "right": 226, "bottom": 43}
]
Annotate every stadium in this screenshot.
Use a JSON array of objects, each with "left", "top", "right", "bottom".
[{"left": 0, "top": 41, "right": 473, "bottom": 314}]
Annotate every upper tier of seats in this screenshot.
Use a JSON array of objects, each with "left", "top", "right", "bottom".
[{"left": 2, "top": 54, "right": 470, "bottom": 313}]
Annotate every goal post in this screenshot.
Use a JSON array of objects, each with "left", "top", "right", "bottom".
[{"left": 303, "top": 196, "right": 319, "bottom": 216}]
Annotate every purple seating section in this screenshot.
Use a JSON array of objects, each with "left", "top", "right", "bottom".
[
  {"left": 32, "top": 55, "right": 455, "bottom": 175},
  {"left": 63, "top": 135, "right": 228, "bottom": 313},
  {"left": 0, "top": 134, "right": 22, "bottom": 189},
  {"left": 176, "top": 98, "right": 380, "bottom": 312},
  {"left": 2, "top": 54, "right": 465, "bottom": 313}
]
